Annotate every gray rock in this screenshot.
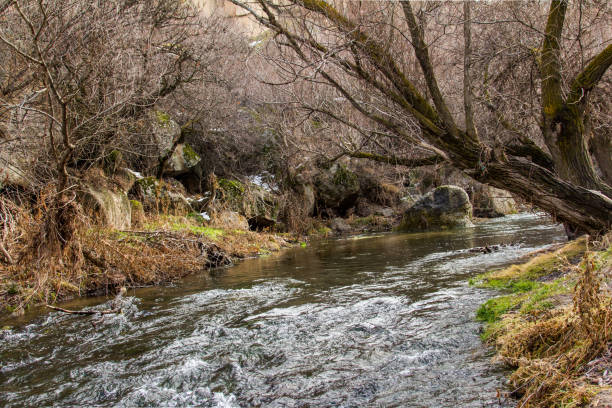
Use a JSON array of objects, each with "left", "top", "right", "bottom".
[
  {"left": 165, "top": 143, "right": 201, "bottom": 176},
  {"left": 314, "top": 164, "right": 360, "bottom": 214},
  {"left": 128, "top": 177, "right": 192, "bottom": 215},
  {"left": 398, "top": 185, "right": 473, "bottom": 232},
  {"left": 151, "top": 111, "right": 181, "bottom": 153},
  {"left": 472, "top": 185, "right": 517, "bottom": 218},
  {"left": 330, "top": 217, "right": 352, "bottom": 233},
  {"left": 211, "top": 210, "right": 249, "bottom": 230},
  {"left": 80, "top": 185, "right": 132, "bottom": 229},
  {"left": 376, "top": 207, "right": 395, "bottom": 218}
]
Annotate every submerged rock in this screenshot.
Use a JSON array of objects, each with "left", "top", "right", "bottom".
[{"left": 398, "top": 185, "right": 473, "bottom": 232}]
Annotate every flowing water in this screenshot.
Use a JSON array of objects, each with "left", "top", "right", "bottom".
[{"left": 0, "top": 213, "right": 566, "bottom": 407}]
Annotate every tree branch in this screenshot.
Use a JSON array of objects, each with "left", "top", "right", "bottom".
[
  {"left": 401, "top": 1, "right": 459, "bottom": 139},
  {"left": 349, "top": 151, "right": 444, "bottom": 167},
  {"left": 540, "top": 0, "right": 567, "bottom": 116},
  {"left": 568, "top": 44, "right": 612, "bottom": 109},
  {"left": 463, "top": 1, "right": 478, "bottom": 140}
]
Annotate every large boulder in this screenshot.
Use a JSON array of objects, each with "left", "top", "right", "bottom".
[
  {"left": 165, "top": 143, "right": 201, "bottom": 177},
  {"left": 0, "top": 152, "right": 30, "bottom": 190},
  {"left": 211, "top": 210, "right": 249, "bottom": 230},
  {"left": 215, "top": 177, "right": 280, "bottom": 230},
  {"left": 330, "top": 217, "right": 352, "bottom": 234},
  {"left": 398, "top": 185, "right": 473, "bottom": 232},
  {"left": 128, "top": 176, "right": 192, "bottom": 215},
  {"left": 150, "top": 111, "right": 201, "bottom": 176},
  {"left": 80, "top": 185, "right": 132, "bottom": 230},
  {"left": 314, "top": 164, "right": 360, "bottom": 215},
  {"left": 471, "top": 185, "right": 517, "bottom": 218},
  {"left": 151, "top": 110, "right": 181, "bottom": 153}
]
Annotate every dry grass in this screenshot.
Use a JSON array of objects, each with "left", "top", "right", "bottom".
[
  {"left": 0, "top": 203, "right": 293, "bottom": 316},
  {"left": 479, "top": 237, "right": 612, "bottom": 407}
]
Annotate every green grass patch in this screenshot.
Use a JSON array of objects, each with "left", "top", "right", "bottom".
[
  {"left": 476, "top": 294, "right": 523, "bottom": 323},
  {"left": 169, "top": 223, "right": 224, "bottom": 239},
  {"left": 471, "top": 238, "right": 586, "bottom": 290}
]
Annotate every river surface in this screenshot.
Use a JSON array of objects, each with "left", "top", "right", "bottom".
[{"left": 0, "top": 213, "right": 565, "bottom": 407}]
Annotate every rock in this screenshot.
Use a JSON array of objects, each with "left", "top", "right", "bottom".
[
  {"left": 130, "top": 199, "right": 145, "bottom": 226},
  {"left": 296, "top": 183, "right": 315, "bottom": 217},
  {"left": 357, "top": 166, "right": 401, "bottom": 206},
  {"left": 211, "top": 210, "right": 249, "bottom": 230},
  {"left": 355, "top": 199, "right": 395, "bottom": 218},
  {"left": 0, "top": 156, "right": 29, "bottom": 190},
  {"left": 471, "top": 185, "right": 517, "bottom": 218},
  {"left": 113, "top": 167, "right": 137, "bottom": 192},
  {"left": 216, "top": 178, "right": 280, "bottom": 230},
  {"left": 330, "top": 217, "right": 352, "bottom": 233},
  {"left": 376, "top": 207, "right": 394, "bottom": 218},
  {"left": 314, "top": 164, "right": 360, "bottom": 215},
  {"left": 165, "top": 143, "right": 201, "bottom": 176},
  {"left": 80, "top": 185, "right": 132, "bottom": 229},
  {"left": 398, "top": 185, "right": 473, "bottom": 232},
  {"left": 151, "top": 110, "right": 181, "bottom": 153},
  {"left": 128, "top": 177, "right": 192, "bottom": 215}
]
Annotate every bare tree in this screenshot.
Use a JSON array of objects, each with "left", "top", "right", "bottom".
[
  {"left": 230, "top": 0, "right": 612, "bottom": 236},
  {"left": 0, "top": 0, "right": 233, "bottom": 250}
]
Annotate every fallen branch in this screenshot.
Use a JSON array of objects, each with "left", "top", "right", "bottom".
[{"left": 46, "top": 305, "right": 121, "bottom": 315}]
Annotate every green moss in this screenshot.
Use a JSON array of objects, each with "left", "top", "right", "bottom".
[
  {"left": 155, "top": 110, "right": 171, "bottom": 126},
  {"left": 332, "top": 164, "right": 358, "bottom": 187},
  {"left": 136, "top": 177, "right": 159, "bottom": 195},
  {"left": 182, "top": 143, "right": 200, "bottom": 166},
  {"left": 472, "top": 238, "right": 587, "bottom": 290},
  {"left": 169, "top": 222, "right": 224, "bottom": 239},
  {"left": 130, "top": 200, "right": 143, "bottom": 210},
  {"left": 218, "top": 178, "right": 245, "bottom": 196}
]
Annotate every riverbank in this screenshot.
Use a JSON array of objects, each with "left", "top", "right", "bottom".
[
  {"left": 0, "top": 213, "right": 298, "bottom": 316},
  {"left": 472, "top": 235, "right": 612, "bottom": 407}
]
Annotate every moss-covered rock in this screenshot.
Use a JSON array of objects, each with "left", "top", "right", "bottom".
[
  {"left": 398, "top": 185, "right": 473, "bottom": 232},
  {"left": 128, "top": 177, "right": 192, "bottom": 216},
  {"left": 130, "top": 199, "right": 145, "bottom": 226},
  {"left": 314, "top": 164, "right": 360, "bottom": 215},
  {"left": 165, "top": 143, "right": 201, "bottom": 176}
]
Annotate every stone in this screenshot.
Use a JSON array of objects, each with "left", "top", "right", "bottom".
[
  {"left": 130, "top": 199, "right": 145, "bottom": 226},
  {"left": 398, "top": 185, "right": 473, "bottom": 232},
  {"left": 0, "top": 157, "right": 29, "bottom": 189},
  {"left": 211, "top": 210, "right": 249, "bottom": 230},
  {"left": 151, "top": 110, "right": 181, "bottom": 153},
  {"left": 472, "top": 185, "right": 517, "bottom": 218},
  {"left": 376, "top": 207, "right": 395, "bottom": 218},
  {"left": 314, "top": 164, "right": 360, "bottom": 215},
  {"left": 80, "top": 185, "right": 131, "bottom": 229},
  {"left": 165, "top": 143, "right": 201, "bottom": 177},
  {"left": 128, "top": 177, "right": 192, "bottom": 215},
  {"left": 330, "top": 217, "right": 352, "bottom": 233}
]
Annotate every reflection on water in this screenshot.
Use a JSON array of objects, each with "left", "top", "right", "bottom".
[{"left": 0, "top": 213, "right": 565, "bottom": 407}]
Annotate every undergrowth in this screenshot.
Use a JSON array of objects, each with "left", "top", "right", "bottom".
[
  {"left": 472, "top": 235, "right": 612, "bottom": 407},
  {"left": 0, "top": 202, "right": 291, "bottom": 316}
]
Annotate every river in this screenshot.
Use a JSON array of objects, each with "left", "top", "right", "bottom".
[{"left": 0, "top": 213, "right": 565, "bottom": 407}]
